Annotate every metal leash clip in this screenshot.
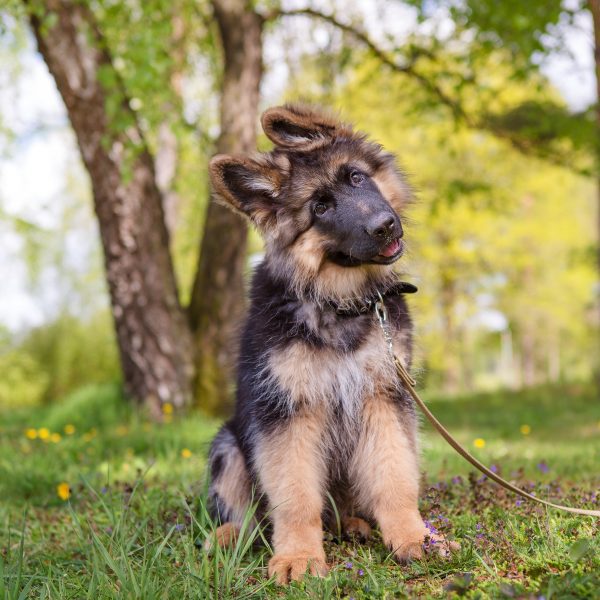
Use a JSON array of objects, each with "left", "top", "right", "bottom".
[{"left": 374, "top": 291, "right": 417, "bottom": 387}]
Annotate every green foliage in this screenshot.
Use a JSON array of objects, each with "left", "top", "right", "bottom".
[
  {"left": 43, "top": 383, "right": 128, "bottom": 433},
  {"left": 448, "top": 0, "right": 579, "bottom": 60},
  {"left": 482, "top": 99, "right": 597, "bottom": 174},
  {"left": 0, "top": 350, "right": 48, "bottom": 409},
  {"left": 0, "top": 383, "right": 598, "bottom": 597},
  {"left": 0, "top": 312, "right": 119, "bottom": 412}
]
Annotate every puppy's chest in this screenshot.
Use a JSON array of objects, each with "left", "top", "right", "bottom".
[{"left": 267, "top": 322, "right": 400, "bottom": 414}]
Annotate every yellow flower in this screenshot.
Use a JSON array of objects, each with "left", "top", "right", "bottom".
[
  {"left": 520, "top": 424, "right": 531, "bottom": 435},
  {"left": 181, "top": 448, "right": 192, "bottom": 459},
  {"left": 116, "top": 425, "right": 128, "bottom": 436},
  {"left": 50, "top": 433, "right": 62, "bottom": 443},
  {"left": 82, "top": 428, "right": 97, "bottom": 442},
  {"left": 473, "top": 438, "right": 486, "bottom": 449},
  {"left": 64, "top": 424, "right": 76, "bottom": 435},
  {"left": 57, "top": 482, "right": 70, "bottom": 501},
  {"left": 38, "top": 427, "right": 50, "bottom": 440},
  {"left": 162, "top": 403, "right": 174, "bottom": 415},
  {"left": 25, "top": 428, "right": 38, "bottom": 440}
]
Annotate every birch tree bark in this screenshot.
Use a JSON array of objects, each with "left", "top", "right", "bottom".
[{"left": 28, "top": 0, "right": 194, "bottom": 418}]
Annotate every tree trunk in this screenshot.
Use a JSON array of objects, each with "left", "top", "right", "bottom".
[
  {"left": 520, "top": 327, "right": 537, "bottom": 387},
  {"left": 590, "top": 0, "right": 600, "bottom": 381},
  {"left": 520, "top": 264, "right": 537, "bottom": 387},
  {"left": 439, "top": 272, "right": 461, "bottom": 394},
  {"left": 189, "top": 0, "right": 263, "bottom": 415},
  {"left": 28, "top": 0, "right": 194, "bottom": 418}
]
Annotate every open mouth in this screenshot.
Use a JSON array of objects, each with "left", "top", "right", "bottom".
[
  {"left": 328, "top": 237, "right": 405, "bottom": 267},
  {"left": 378, "top": 237, "right": 403, "bottom": 260}
]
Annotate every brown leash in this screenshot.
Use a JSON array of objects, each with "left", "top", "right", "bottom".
[{"left": 374, "top": 295, "right": 600, "bottom": 518}]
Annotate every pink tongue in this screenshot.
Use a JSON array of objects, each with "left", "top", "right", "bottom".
[{"left": 380, "top": 239, "right": 400, "bottom": 257}]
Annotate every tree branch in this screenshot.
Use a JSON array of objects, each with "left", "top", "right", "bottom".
[
  {"left": 265, "top": 7, "right": 467, "bottom": 121},
  {"left": 265, "top": 6, "right": 592, "bottom": 176}
]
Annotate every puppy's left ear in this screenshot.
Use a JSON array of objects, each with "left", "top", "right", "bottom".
[
  {"left": 209, "top": 154, "right": 282, "bottom": 227},
  {"left": 261, "top": 104, "right": 344, "bottom": 151}
]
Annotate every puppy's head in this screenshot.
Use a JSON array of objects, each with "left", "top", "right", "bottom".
[{"left": 210, "top": 104, "right": 412, "bottom": 300}]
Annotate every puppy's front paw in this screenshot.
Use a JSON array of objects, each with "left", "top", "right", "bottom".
[
  {"left": 423, "top": 532, "right": 461, "bottom": 558},
  {"left": 385, "top": 523, "right": 460, "bottom": 562},
  {"left": 268, "top": 554, "right": 329, "bottom": 584}
]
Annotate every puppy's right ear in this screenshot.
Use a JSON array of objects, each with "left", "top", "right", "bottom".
[{"left": 209, "top": 154, "right": 282, "bottom": 228}]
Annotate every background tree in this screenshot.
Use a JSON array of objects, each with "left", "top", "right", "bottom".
[
  {"left": 189, "top": 0, "right": 262, "bottom": 415},
  {"left": 26, "top": 0, "right": 194, "bottom": 418}
]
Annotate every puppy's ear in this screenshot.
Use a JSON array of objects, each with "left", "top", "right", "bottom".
[
  {"left": 261, "top": 104, "right": 345, "bottom": 151},
  {"left": 209, "top": 154, "right": 282, "bottom": 227}
]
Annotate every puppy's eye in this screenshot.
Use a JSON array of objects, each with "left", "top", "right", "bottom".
[
  {"left": 350, "top": 170, "right": 364, "bottom": 186},
  {"left": 314, "top": 202, "right": 329, "bottom": 216}
]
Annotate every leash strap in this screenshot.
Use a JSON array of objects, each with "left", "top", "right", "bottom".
[{"left": 374, "top": 295, "right": 600, "bottom": 518}]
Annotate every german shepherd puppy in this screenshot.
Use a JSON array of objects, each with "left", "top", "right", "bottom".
[{"left": 205, "top": 105, "right": 456, "bottom": 583}]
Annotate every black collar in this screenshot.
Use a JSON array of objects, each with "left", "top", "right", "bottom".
[{"left": 327, "top": 281, "right": 418, "bottom": 317}]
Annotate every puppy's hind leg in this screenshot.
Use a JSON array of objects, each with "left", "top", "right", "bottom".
[
  {"left": 341, "top": 516, "right": 372, "bottom": 541},
  {"left": 204, "top": 424, "right": 252, "bottom": 552}
]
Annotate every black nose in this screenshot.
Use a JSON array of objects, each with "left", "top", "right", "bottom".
[{"left": 366, "top": 213, "right": 396, "bottom": 239}]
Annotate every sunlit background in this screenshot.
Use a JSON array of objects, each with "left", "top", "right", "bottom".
[{"left": 1, "top": 1, "right": 597, "bottom": 407}]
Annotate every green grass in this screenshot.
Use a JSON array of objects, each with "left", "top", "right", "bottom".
[{"left": 1, "top": 382, "right": 599, "bottom": 598}]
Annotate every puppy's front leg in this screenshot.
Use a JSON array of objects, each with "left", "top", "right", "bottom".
[
  {"left": 255, "top": 412, "right": 329, "bottom": 584},
  {"left": 350, "top": 393, "right": 456, "bottom": 561}
]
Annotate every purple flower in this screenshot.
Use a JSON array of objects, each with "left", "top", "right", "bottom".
[
  {"left": 174, "top": 523, "right": 185, "bottom": 531},
  {"left": 490, "top": 464, "right": 498, "bottom": 473},
  {"left": 451, "top": 476, "right": 462, "bottom": 485},
  {"left": 537, "top": 461, "right": 550, "bottom": 474},
  {"left": 358, "top": 569, "right": 365, "bottom": 577},
  {"left": 424, "top": 520, "right": 438, "bottom": 534},
  {"left": 345, "top": 561, "right": 353, "bottom": 569},
  {"left": 476, "top": 523, "right": 482, "bottom": 531},
  {"left": 515, "top": 499, "right": 523, "bottom": 507},
  {"left": 100, "top": 486, "right": 108, "bottom": 494}
]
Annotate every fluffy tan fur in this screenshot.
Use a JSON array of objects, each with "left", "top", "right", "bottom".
[
  {"left": 372, "top": 166, "right": 412, "bottom": 215},
  {"left": 254, "top": 412, "right": 329, "bottom": 584},
  {"left": 341, "top": 516, "right": 372, "bottom": 540},
  {"left": 203, "top": 523, "right": 241, "bottom": 552},
  {"left": 265, "top": 326, "right": 410, "bottom": 414},
  {"left": 348, "top": 390, "right": 423, "bottom": 559},
  {"left": 212, "top": 439, "right": 253, "bottom": 524}
]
